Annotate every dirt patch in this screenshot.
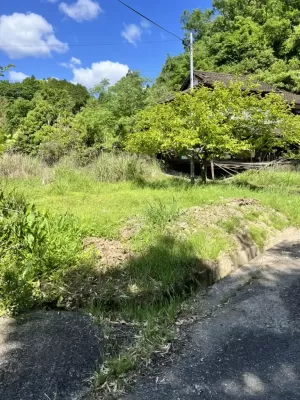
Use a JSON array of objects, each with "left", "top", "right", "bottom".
[
  {"left": 83, "top": 237, "right": 132, "bottom": 268},
  {"left": 183, "top": 198, "right": 262, "bottom": 227},
  {"left": 119, "top": 218, "right": 143, "bottom": 241}
]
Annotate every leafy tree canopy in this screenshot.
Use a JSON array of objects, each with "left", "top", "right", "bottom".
[
  {"left": 126, "top": 82, "right": 300, "bottom": 181},
  {"left": 157, "top": 0, "right": 300, "bottom": 93}
]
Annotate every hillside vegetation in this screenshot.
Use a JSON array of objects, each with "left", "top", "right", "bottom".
[{"left": 158, "top": 0, "right": 300, "bottom": 92}]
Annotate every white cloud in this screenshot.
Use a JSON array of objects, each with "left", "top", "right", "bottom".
[
  {"left": 60, "top": 56, "right": 82, "bottom": 68},
  {"left": 121, "top": 20, "right": 151, "bottom": 45},
  {"left": 59, "top": 0, "right": 102, "bottom": 22},
  {"left": 0, "top": 13, "right": 68, "bottom": 59},
  {"left": 71, "top": 61, "right": 129, "bottom": 88},
  {"left": 70, "top": 56, "right": 81, "bottom": 65},
  {"left": 141, "top": 19, "right": 151, "bottom": 30},
  {"left": 121, "top": 24, "right": 142, "bottom": 46},
  {"left": 9, "top": 71, "right": 29, "bottom": 82}
]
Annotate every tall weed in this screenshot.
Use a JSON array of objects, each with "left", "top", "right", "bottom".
[
  {"left": 0, "top": 190, "right": 86, "bottom": 314},
  {"left": 0, "top": 153, "right": 44, "bottom": 178},
  {"left": 91, "top": 153, "right": 161, "bottom": 183},
  {"left": 145, "top": 198, "right": 180, "bottom": 228}
]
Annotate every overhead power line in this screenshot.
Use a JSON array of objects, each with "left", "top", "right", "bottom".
[
  {"left": 0, "top": 39, "right": 178, "bottom": 48},
  {"left": 117, "top": 0, "right": 185, "bottom": 44}
]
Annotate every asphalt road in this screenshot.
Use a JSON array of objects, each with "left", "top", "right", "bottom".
[
  {"left": 0, "top": 311, "right": 103, "bottom": 400},
  {"left": 124, "top": 233, "right": 300, "bottom": 400}
]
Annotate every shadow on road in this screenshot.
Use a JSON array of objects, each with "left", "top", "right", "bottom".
[{"left": 124, "top": 239, "right": 300, "bottom": 399}]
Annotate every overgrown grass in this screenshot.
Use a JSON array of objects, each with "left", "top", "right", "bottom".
[
  {"left": 248, "top": 225, "right": 268, "bottom": 250},
  {"left": 90, "top": 152, "right": 161, "bottom": 183},
  {"left": 2, "top": 154, "right": 300, "bottom": 397},
  {"left": 0, "top": 153, "right": 45, "bottom": 178},
  {"left": 233, "top": 166, "right": 300, "bottom": 192}
]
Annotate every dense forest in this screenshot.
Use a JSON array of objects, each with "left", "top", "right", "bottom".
[
  {"left": 0, "top": 72, "right": 167, "bottom": 163},
  {"left": 2, "top": 0, "right": 300, "bottom": 163}
]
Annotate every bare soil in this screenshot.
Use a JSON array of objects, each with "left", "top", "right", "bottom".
[{"left": 83, "top": 237, "right": 132, "bottom": 268}]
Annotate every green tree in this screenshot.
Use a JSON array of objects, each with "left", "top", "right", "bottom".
[
  {"left": 5, "top": 98, "right": 34, "bottom": 135},
  {"left": 9, "top": 86, "right": 75, "bottom": 153},
  {"left": 75, "top": 98, "right": 116, "bottom": 148},
  {"left": 105, "top": 71, "right": 148, "bottom": 119},
  {"left": 0, "top": 64, "right": 14, "bottom": 77},
  {"left": 90, "top": 78, "right": 110, "bottom": 102},
  {"left": 0, "top": 77, "right": 41, "bottom": 102},
  {"left": 126, "top": 82, "right": 300, "bottom": 183},
  {"left": 37, "top": 113, "right": 87, "bottom": 164},
  {"left": 45, "top": 78, "right": 89, "bottom": 112},
  {"left": 156, "top": 1, "right": 300, "bottom": 93}
]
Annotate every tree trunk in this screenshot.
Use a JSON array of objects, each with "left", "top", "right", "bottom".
[
  {"left": 200, "top": 158, "right": 207, "bottom": 183},
  {"left": 190, "top": 157, "right": 195, "bottom": 185}
]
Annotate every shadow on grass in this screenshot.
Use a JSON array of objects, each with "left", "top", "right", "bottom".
[
  {"left": 133, "top": 177, "right": 222, "bottom": 191},
  {"left": 63, "top": 235, "right": 216, "bottom": 313},
  {"left": 133, "top": 177, "right": 193, "bottom": 190},
  {"left": 230, "top": 180, "right": 266, "bottom": 192}
]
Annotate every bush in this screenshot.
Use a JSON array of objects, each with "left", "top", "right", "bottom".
[
  {"left": 38, "top": 140, "right": 66, "bottom": 166},
  {"left": 0, "top": 190, "right": 86, "bottom": 314}
]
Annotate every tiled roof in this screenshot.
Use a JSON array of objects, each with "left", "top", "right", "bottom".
[{"left": 178, "top": 71, "right": 300, "bottom": 106}]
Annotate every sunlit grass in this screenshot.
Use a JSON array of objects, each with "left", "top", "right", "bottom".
[{"left": 2, "top": 158, "right": 300, "bottom": 396}]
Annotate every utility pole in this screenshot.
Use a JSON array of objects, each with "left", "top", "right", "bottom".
[
  {"left": 189, "top": 32, "right": 195, "bottom": 185},
  {"left": 190, "top": 32, "right": 194, "bottom": 91}
]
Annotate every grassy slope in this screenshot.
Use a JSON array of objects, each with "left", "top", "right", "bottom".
[{"left": 4, "top": 172, "right": 300, "bottom": 238}]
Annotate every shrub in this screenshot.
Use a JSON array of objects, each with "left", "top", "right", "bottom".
[
  {"left": 0, "top": 190, "right": 86, "bottom": 314},
  {"left": 38, "top": 140, "right": 66, "bottom": 166}
]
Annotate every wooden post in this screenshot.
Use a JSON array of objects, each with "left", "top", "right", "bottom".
[
  {"left": 210, "top": 159, "right": 215, "bottom": 181},
  {"left": 190, "top": 157, "right": 195, "bottom": 185}
]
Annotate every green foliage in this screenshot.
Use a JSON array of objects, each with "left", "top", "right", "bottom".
[
  {"left": 101, "top": 71, "right": 148, "bottom": 119},
  {"left": 45, "top": 78, "right": 89, "bottom": 113},
  {"left": 74, "top": 99, "right": 116, "bottom": 149},
  {"left": 219, "top": 216, "right": 241, "bottom": 233},
  {"left": 0, "top": 190, "right": 85, "bottom": 314},
  {"left": 0, "top": 70, "right": 156, "bottom": 157},
  {"left": 37, "top": 114, "right": 87, "bottom": 164},
  {"left": 5, "top": 98, "right": 35, "bottom": 134},
  {"left": 145, "top": 198, "right": 180, "bottom": 228},
  {"left": 248, "top": 225, "right": 268, "bottom": 249},
  {"left": 0, "top": 76, "right": 41, "bottom": 102},
  {"left": 127, "top": 81, "right": 300, "bottom": 182},
  {"left": 0, "top": 64, "right": 14, "bottom": 77},
  {"left": 157, "top": 0, "right": 300, "bottom": 93}
]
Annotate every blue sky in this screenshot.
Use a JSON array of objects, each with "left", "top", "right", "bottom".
[{"left": 0, "top": 0, "right": 212, "bottom": 88}]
